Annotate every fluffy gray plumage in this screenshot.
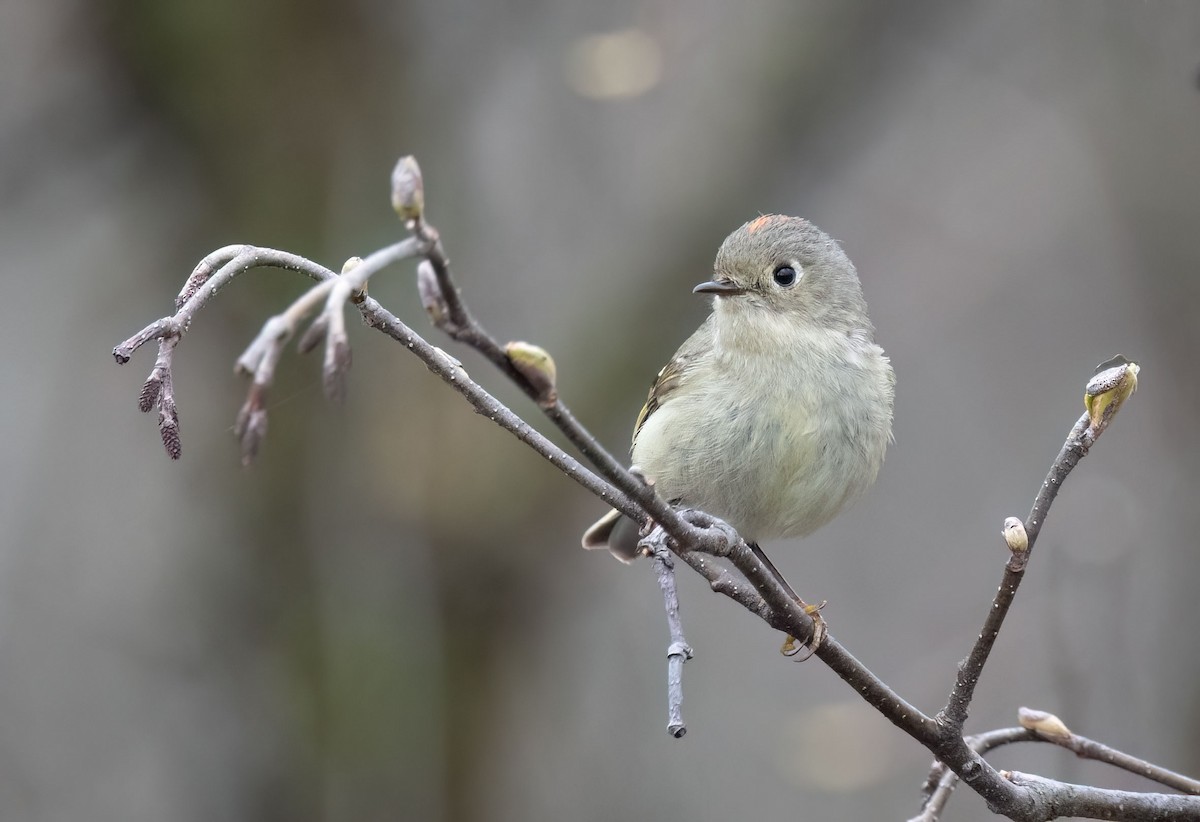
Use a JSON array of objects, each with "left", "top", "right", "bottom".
[{"left": 584, "top": 215, "right": 894, "bottom": 561}]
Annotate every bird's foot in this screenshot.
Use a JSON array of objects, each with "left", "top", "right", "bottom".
[{"left": 780, "top": 599, "right": 827, "bottom": 661}]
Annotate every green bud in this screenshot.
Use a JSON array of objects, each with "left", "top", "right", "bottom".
[
  {"left": 505, "top": 341, "right": 558, "bottom": 407},
  {"left": 1084, "top": 355, "right": 1139, "bottom": 436}
]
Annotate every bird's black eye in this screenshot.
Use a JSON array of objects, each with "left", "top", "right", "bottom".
[{"left": 772, "top": 265, "right": 798, "bottom": 287}]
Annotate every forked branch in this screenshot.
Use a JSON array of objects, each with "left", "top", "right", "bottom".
[{"left": 113, "top": 156, "right": 1186, "bottom": 821}]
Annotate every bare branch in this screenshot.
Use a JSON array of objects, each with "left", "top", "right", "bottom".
[
  {"left": 908, "top": 392, "right": 1147, "bottom": 818},
  {"left": 113, "top": 157, "right": 1177, "bottom": 821},
  {"left": 114, "top": 246, "right": 337, "bottom": 458},
  {"left": 910, "top": 765, "right": 958, "bottom": 822},
  {"left": 1051, "top": 737, "right": 1200, "bottom": 796},
  {"left": 940, "top": 410, "right": 1102, "bottom": 732},
  {"left": 350, "top": 295, "right": 644, "bottom": 520},
  {"left": 387, "top": 170, "right": 852, "bottom": 690},
  {"left": 677, "top": 550, "right": 773, "bottom": 621},
  {"left": 385, "top": 159, "right": 692, "bottom": 552},
  {"left": 641, "top": 533, "right": 693, "bottom": 738},
  {"left": 912, "top": 711, "right": 1200, "bottom": 821},
  {"left": 1015, "top": 708, "right": 1200, "bottom": 796},
  {"left": 1002, "top": 771, "right": 1197, "bottom": 820}
]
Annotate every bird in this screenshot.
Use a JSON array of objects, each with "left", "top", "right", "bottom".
[{"left": 582, "top": 214, "right": 894, "bottom": 613}]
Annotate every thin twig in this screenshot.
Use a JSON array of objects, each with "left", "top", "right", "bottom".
[
  {"left": 974, "top": 721, "right": 1200, "bottom": 796},
  {"left": 913, "top": 729, "right": 1032, "bottom": 821},
  {"left": 353, "top": 296, "right": 644, "bottom": 519},
  {"left": 390, "top": 162, "right": 840, "bottom": 687},
  {"left": 662, "top": 506, "right": 938, "bottom": 739},
  {"left": 115, "top": 243, "right": 426, "bottom": 460},
  {"left": 909, "top": 766, "right": 958, "bottom": 822},
  {"left": 410, "top": 215, "right": 690, "bottom": 544},
  {"left": 912, "top": 714, "right": 1200, "bottom": 822},
  {"left": 1054, "top": 732, "right": 1200, "bottom": 795},
  {"left": 905, "top": 377, "right": 1139, "bottom": 819},
  {"left": 916, "top": 764, "right": 1199, "bottom": 822},
  {"left": 113, "top": 158, "right": 1178, "bottom": 822},
  {"left": 378, "top": 231, "right": 891, "bottom": 739},
  {"left": 104, "top": 225, "right": 1017, "bottom": 805},
  {"left": 644, "top": 537, "right": 693, "bottom": 738},
  {"left": 408, "top": 214, "right": 632, "bottom": 477},
  {"left": 940, "top": 415, "right": 1091, "bottom": 731},
  {"left": 382, "top": 156, "right": 709, "bottom": 567},
  {"left": 906, "top": 415, "right": 1100, "bottom": 815}
]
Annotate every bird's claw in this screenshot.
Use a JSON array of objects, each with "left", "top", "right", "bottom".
[{"left": 780, "top": 600, "right": 828, "bottom": 661}]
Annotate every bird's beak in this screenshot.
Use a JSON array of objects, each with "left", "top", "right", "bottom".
[{"left": 693, "top": 278, "right": 746, "bottom": 295}]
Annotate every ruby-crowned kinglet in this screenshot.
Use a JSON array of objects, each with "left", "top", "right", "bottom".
[{"left": 583, "top": 215, "right": 894, "bottom": 566}]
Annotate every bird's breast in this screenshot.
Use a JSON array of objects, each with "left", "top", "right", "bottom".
[{"left": 632, "top": 335, "right": 892, "bottom": 542}]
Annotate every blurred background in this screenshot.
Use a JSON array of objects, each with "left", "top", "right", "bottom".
[{"left": 3, "top": 1, "right": 1199, "bottom": 819}]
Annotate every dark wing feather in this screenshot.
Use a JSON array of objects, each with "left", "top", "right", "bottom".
[{"left": 631, "top": 316, "right": 713, "bottom": 448}]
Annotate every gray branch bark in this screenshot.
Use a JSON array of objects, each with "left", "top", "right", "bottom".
[{"left": 112, "top": 156, "right": 1189, "bottom": 822}]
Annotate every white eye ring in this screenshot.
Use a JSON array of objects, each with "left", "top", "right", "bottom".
[{"left": 772, "top": 262, "right": 802, "bottom": 287}]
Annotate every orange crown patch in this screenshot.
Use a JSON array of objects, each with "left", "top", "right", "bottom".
[{"left": 746, "top": 214, "right": 788, "bottom": 234}]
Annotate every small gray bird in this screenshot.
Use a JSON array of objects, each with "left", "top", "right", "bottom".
[{"left": 583, "top": 215, "right": 894, "bottom": 580}]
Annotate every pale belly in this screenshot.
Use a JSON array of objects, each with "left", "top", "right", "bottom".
[{"left": 632, "top": 373, "right": 885, "bottom": 542}]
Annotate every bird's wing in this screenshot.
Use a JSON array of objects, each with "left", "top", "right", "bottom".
[{"left": 632, "top": 316, "right": 713, "bottom": 448}]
